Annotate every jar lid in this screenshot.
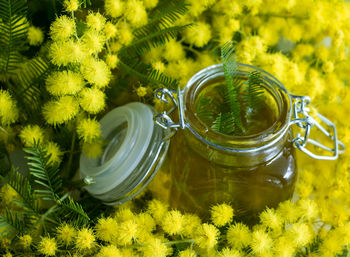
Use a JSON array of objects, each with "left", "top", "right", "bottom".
[{"left": 80, "top": 102, "right": 168, "bottom": 204}]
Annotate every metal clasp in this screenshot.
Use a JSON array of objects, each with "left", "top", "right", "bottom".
[
  {"left": 154, "top": 88, "right": 185, "bottom": 131},
  {"left": 290, "top": 95, "right": 345, "bottom": 160}
]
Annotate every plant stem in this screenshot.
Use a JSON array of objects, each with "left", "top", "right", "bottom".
[{"left": 66, "top": 132, "right": 76, "bottom": 179}]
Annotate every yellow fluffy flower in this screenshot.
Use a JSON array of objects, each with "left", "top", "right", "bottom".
[
  {"left": 184, "top": 22, "right": 212, "bottom": 48},
  {"left": 0, "top": 184, "right": 18, "bottom": 205},
  {"left": 82, "top": 30, "right": 106, "bottom": 55},
  {"left": 0, "top": 89, "right": 19, "bottom": 125},
  {"left": 95, "top": 217, "right": 118, "bottom": 242},
  {"left": 162, "top": 210, "right": 185, "bottom": 236},
  {"left": 322, "top": 61, "right": 334, "bottom": 73},
  {"left": 80, "top": 57, "right": 111, "bottom": 88},
  {"left": 114, "top": 207, "right": 135, "bottom": 222},
  {"left": 49, "top": 15, "right": 76, "bottom": 41},
  {"left": 163, "top": 40, "right": 185, "bottom": 61},
  {"left": 79, "top": 87, "right": 106, "bottom": 114},
  {"left": 147, "top": 199, "right": 168, "bottom": 223},
  {"left": 45, "top": 141, "right": 63, "bottom": 165},
  {"left": 144, "top": 0, "right": 158, "bottom": 9},
  {"left": 226, "top": 222, "right": 251, "bottom": 249},
  {"left": 37, "top": 237, "right": 57, "bottom": 256},
  {"left": 276, "top": 200, "right": 299, "bottom": 224},
  {"left": 75, "top": 228, "right": 95, "bottom": 251},
  {"left": 27, "top": 26, "right": 44, "bottom": 46},
  {"left": 195, "top": 223, "right": 219, "bottom": 249},
  {"left": 46, "top": 70, "right": 85, "bottom": 96},
  {"left": 49, "top": 40, "right": 85, "bottom": 66},
  {"left": 56, "top": 223, "right": 76, "bottom": 246},
  {"left": 142, "top": 238, "right": 172, "bottom": 257},
  {"left": 182, "top": 213, "right": 202, "bottom": 237},
  {"left": 105, "top": 0, "right": 124, "bottom": 18},
  {"left": 116, "top": 219, "right": 138, "bottom": 245},
  {"left": 136, "top": 86, "right": 148, "bottom": 97},
  {"left": 259, "top": 208, "right": 283, "bottom": 230},
  {"left": 104, "top": 22, "right": 118, "bottom": 40},
  {"left": 118, "top": 23, "right": 134, "bottom": 45},
  {"left": 76, "top": 118, "right": 101, "bottom": 143},
  {"left": 210, "top": 203, "right": 234, "bottom": 227},
  {"left": 135, "top": 213, "right": 156, "bottom": 236},
  {"left": 218, "top": 248, "right": 241, "bottom": 257},
  {"left": 251, "top": 229, "right": 273, "bottom": 255},
  {"left": 63, "top": 0, "right": 79, "bottom": 12},
  {"left": 178, "top": 248, "right": 196, "bottom": 257},
  {"left": 86, "top": 12, "right": 106, "bottom": 31},
  {"left": 285, "top": 223, "right": 313, "bottom": 248},
  {"left": 43, "top": 96, "right": 79, "bottom": 126},
  {"left": 20, "top": 125, "right": 45, "bottom": 146},
  {"left": 82, "top": 140, "right": 103, "bottom": 158},
  {"left": 105, "top": 54, "right": 119, "bottom": 69},
  {"left": 19, "top": 235, "right": 32, "bottom": 249},
  {"left": 125, "top": 0, "right": 148, "bottom": 27},
  {"left": 96, "top": 245, "right": 122, "bottom": 257}
]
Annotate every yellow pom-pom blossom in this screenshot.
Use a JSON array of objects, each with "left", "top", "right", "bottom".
[
  {"left": 82, "top": 30, "right": 106, "bottom": 55},
  {"left": 285, "top": 223, "right": 313, "bottom": 248},
  {"left": 49, "top": 40, "right": 85, "bottom": 66},
  {"left": 136, "top": 86, "right": 148, "bottom": 97},
  {"left": 322, "top": 61, "right": 335, "bottom": 73},
  {"left": 50, "top": 15, "right": 76, "bottom": 41},
  {"left": 114, "top": 207, "right": 135, "bottom": 222},
  {"left": 116, "top": 219, "right": 138, "bottom": 245},
  {"left": 0, "top": 89, "right": 19, "bottom": 125},
  {"left": 80, "top": 57, "right": 111, "bottom": 88},
  {"left": 37, "top": 237, "right": 57, "bottom": 256},
  {"left": 182, "top": 213, "right": 202, "bottom": 237},
  {"left": 195, "top": 223, "right": 219, "bottom": 250},
  {"left": 250, "top": 229, "right": 273, "bottom": 255},
  {"left": 274, "top": 236, "right": 296, "bottom": 257},
  {"left": 143, "top": 0, "right": 158, "bottom": 9},
  {"left": 162, "top": 210, "right": 185, "bottom": 236},
  {"left": 63, "top": 0, "right": 79, "bottom": 12},
  {"left": 218, "top": 248, "right": 241, "bottom": 257},
  {"left": 95, "top": 217, "right": 118, "bottom": 242},
  {"left": 142, "top": 238, "right": 172, "bottom": 257},
  {"left": 163, "top": 40, "right": 185, "bottom": 61},
  {"left": 184, "top": 22, "right": 212, "bottom": 48},
  {"left": 82, "top": 140, "right": 103, "bottom": 158},
  {"left": 45, "top": 141, "right": 63, "bottom": 165},
  {"left": 76, "top": 118, "right": 101, "bottom": 143},
  {"left": 210, "top": 203, "right": 234, "bottom": 227},
  {"left": 0, "top": 184, "right": 18, "bottom": 205},
  {"left": 56, "top": 223, "right": 76, "bottom": 246},
  {"left": 3, "top": 253, "right": 12, "bottom": 257},
  {"left": 20, "top": 125, "right": 45, "bottom": 146},
  {"left": 75, "top": 228, "right": 96, "bottom": 251},
  {"left": 147, "top": 199, "right": 168, "bottom": 223},
  {"left": 27, "top": 26, "right": 44, "bottom": 46},
  {"left": 226, "top": 222, "right": 251, "bottom": 249},
  {"left": 19, "top": 235, "right": 32, "bottom": 249},
  {"left": 86, "top": 12, "right": 106, "bottom": 31},
  {"left": 105, "top": 0, "right": 124, "bottom": 18},
  {"left": 105, "top": 54, "right": 119, "bottom": 69},
  {"left": 104, "top": 22, "right": 118, "bottom": 40},
  {"left": 43, "top": 96, "right": 79, "bottom": 126},
  {"left": 297, "top": 199, "right": 319, "bottom": 221},
  {"left": 97, "top": 245, "right": 122, "bottom": 257},
  {"left": 135, "top": 213, "right": 156, "bottom": 235},
  {"left": 79, "top": 87, "right": 106, "bottom": 114},
  {"left": 46, "top": 71, "right": 85, "bottom": 96},
  {"left": 259, "top": 208, "right": 283, "bottom": 230},
  {"left": 178, "top": 248, "right": 196, "bottom": 257},
  {"left": 125, "top": 0, "right": 148, "bottom": 27},
  {"left": 118, "top": 23, "right": 134, "bottom": 45}
]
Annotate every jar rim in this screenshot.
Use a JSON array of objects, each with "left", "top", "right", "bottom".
[{"left": 182, "top": 63, "right": 292, "bottom": 152}]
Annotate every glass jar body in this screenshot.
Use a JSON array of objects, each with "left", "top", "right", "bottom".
[
  {"left": 151, "top": 128, "right": 297, "bottom": 224},
  {"left": 150, "top": 63, "right": 297, "bottom": 224}
]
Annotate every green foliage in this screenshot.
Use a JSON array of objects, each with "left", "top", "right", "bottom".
[
  {"left": 0, "top": 208, "right": 24, "bottom": 237},
  {"left": 24, "top": 143, "right": 62, "bottom": 201},
  {"left": 0, "top": 0, "right": 28, "bottom": 76},
  {"left": 119, "top": 0, "right": 190, "bottom": 89},
  {"left": 57, "top": 196, "right": 90, "bottom": 226},
  {"left": 196, "top": 42, "right": 265, "bottom": 136}
]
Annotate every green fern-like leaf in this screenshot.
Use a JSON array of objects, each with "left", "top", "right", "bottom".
[
  {"left": 0, "top": 0, "right": 28, "bottom": 76},
  {"left": 196, "top": 95, "right": 217, "bottom": 124},
  {"left": 57, "top": 197, "right": 90, "bottom": 227},
  {"left": 211, "top": 112, "right": 236, "bottom": 135},
  {"left": 221, "top": 42, "right": 244, "bottom": 133},
  {"left": 24, "top": 143, "right": 62, "bottom": 201},
  {"left": 0, "top": 208, "right": 25, "bottom": 237},
  {"left": 148, "top": 69, "right": 179, "bottom": 89},
  {"left": 6, "top": 168, "right": 40, "bottom": 217},
  {"left": 245, "top": 70, "right": 265, "bottom": 110}
]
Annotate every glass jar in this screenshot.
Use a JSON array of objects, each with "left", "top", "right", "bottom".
[{"left": 80, "top": 64, "right": 344, "bottom": 223}]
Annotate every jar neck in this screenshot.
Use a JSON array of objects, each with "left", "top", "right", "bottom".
[{"left": 182, "top": 63, "right": 292, "bottom": 166}]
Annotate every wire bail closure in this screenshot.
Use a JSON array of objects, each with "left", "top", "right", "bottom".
[
  {"left": 154, "top": 88, "right": 345, "bottom": 160},
  {"left": 289, "top": 95, "right": 345, "bottom": 160}
]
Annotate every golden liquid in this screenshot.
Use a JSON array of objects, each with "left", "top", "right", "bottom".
[{"left": 149, "top": 80, "right": 297, "bottom": 225}]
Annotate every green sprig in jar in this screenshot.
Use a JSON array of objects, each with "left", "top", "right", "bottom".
[{"left": 80, "top": 63, "right": 344, "bottom": 224}]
